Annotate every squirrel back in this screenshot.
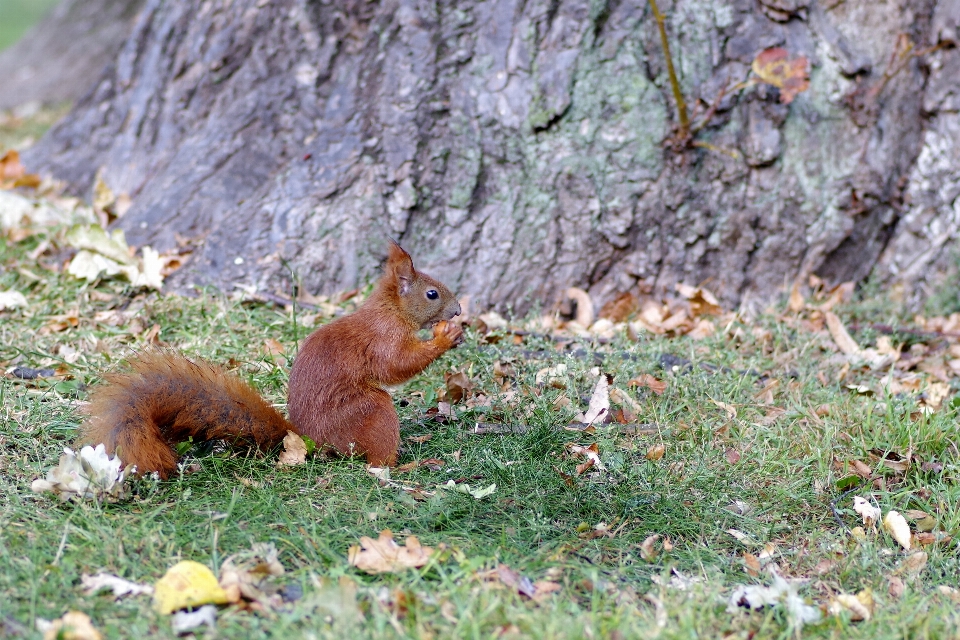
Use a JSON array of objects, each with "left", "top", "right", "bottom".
[
  {"left": 78, "top": 242, "right": 462, "bottom": 476},
  {"left": 81, "top": 351, "right": 292, "bottom": 479}
]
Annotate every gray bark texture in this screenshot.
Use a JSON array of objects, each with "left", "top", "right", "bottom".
[
  {"left": 23, "top": 0, "right": 960, "bottom": 312},
  {"left": 0, "top": 0, "right": 144, "bottom": 110}
]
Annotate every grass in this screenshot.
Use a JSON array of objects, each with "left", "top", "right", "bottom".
[
  {"left": 0, "top": 0, "right": 60, "bottom": 51},
  {"left": 1, "top": 116, "right": 959, "bottom": 640}
]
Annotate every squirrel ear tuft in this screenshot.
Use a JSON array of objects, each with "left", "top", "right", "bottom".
[{"left": 386, "top": 240, "right": 415, "bottom": 294}]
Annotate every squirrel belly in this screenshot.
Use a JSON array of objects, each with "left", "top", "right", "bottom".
[{"left": 77, "top": 242, "right": 462, "bottom": 477}]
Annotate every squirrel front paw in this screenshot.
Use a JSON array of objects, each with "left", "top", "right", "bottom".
[{"left": 433, "top": 320, "right": 464, "bottom": 347}]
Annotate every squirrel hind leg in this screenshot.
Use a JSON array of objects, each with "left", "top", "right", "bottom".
[
  {"left": 354, "top": 391, "right": 400, "bottom": 467},
  {"left": 318, "top": 390, "right": 400, "bottom": 467}
]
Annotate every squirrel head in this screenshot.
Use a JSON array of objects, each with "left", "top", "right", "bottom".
[{"left": 381, "top": 241, "right": 461, "bottom": 329}]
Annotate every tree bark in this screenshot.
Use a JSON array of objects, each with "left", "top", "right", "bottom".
[
  {"left": 24, "top": 0, "right": 960, "bottom": 312},
  {"left": 0, "top": 0, "right": 144, "bottom": 110}
]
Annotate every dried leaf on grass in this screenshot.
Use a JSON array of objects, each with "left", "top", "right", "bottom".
[
  {"left": 628, "top": 374, "right": 667, "bottom": 395},
  {"left": 566, "top": 442, "right": 605, "bottom": 472},
  {"left": 278, "top": 431, "right": 308, "bottom": 467},
  {"left": 883, "top": 511, "right": 912, "bottom": 550},
  {"left": 37, "top": 611, "right": 102, "bottom": 640},
  {"left": 494, "top": 564, "right": 561, "bottom": 603},
  {"left": 576, "top": 375, "right": 610, "bottom": 425},
  {"left": 829, "top": 589, "right": 874, "bottom": 621},
  {"left": 728, "top": 567, "right": 821, "bottom": 627},
  {"left": 439, "top": 479, "right": 497, "bottom": 499},
  {"left": 219, "top": 543, "right": 286, "bottom": 608},
  {"left": 348, "top": 530, "right": 434, "bottom": 574},
  {"left": 853, "top": 496, "right": 881, "bottom": 530},
  {"left": 81, "top": 573, "right": 153, "bottom": 598}
]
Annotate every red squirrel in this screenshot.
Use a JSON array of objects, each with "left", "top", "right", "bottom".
[{"left": 80, "top": 242, "right": 463, "bottom": 478}]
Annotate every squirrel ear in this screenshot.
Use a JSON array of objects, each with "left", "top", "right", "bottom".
[{"left": 386, "top": 240, "right": 415, "bottom": 295}]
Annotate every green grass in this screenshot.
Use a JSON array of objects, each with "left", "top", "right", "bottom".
[
  {"left": 1, "top": 138, "right": 959, "bottom": 636},
  {"left": 0, "top": 0, "right": 60, "bottom": 51}
]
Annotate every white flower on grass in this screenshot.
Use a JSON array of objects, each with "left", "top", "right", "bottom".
[{"left": 31, "top": 444, "right": 134, "bottom": 502}]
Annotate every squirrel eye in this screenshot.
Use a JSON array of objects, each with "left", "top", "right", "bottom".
[{"left": 426, "top": 289, "right": 439, "bottom": 300}]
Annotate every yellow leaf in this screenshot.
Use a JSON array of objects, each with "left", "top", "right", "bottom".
[
  {"left": 153, "top": 560, "right": 230, "bottom": 614},
  {"left": 883, "top": 510, "right": 912, "bottom": 550}
]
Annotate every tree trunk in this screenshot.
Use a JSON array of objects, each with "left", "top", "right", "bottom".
[
  {"left": 0, "top": 0, "right": 144, "bottom": 110},
  {"left": 24, "top": 0, "right": 960, "bottom": 312}
]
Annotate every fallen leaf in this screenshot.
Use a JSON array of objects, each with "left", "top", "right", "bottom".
[
  {"left": 263, "top": 338, "right": 285, "bottom": 355},
  {"left": 278, "top": 431, "right": 307, "bottom": 466},
  {"left": 640, "top": 534, "right": 660, "bottom": 562},
  {"left": 829, "top": 589, "right": 873, "bottom": 621},
  {"left": 81, "top": 573, "right": 153, "bottom": 598},
  {"left": 0, "top": 150, "right": 41, "bottom": 189},
  {"left": 883, "top": 511, "right": 912, "bottom": 550},
  {"left": 576, "top": 375, "right": 610, "bottom": 425},
  {"left": 628, "top": 374, "right": 667, "bottom": 395},
  {"left": 153, "top": 560, "right": 230, "bottom": 614},
  {"left": 888, "top": 576, "right": 905, "bottom": 599},
  {"left": 896, "top": 551, "right": 927, "bottom": 578},
  {"left": 825, "top": 311, "right": 860, "bottom": 355},
  {"left": 439, "top": 479, "right": 497, "bottom": 499},
  {"left": 728, "top": 567, "right": 820, "bottom": 627},
  {"left": 852, "top": 496, "right": 881, "bottom": 530},
  {"left": 788, "top": 282, "right": 805, "bottom": 312},
  {"left": 348, "top": 530, "right": 434, "bottom": 574},
  {"left": 444, "top": 371, "right": 474, "bottom": 403},
  {"left": 751, "top": 47, "right": 811, "bottom": 104},
  {"left": 645, "top": 444, "right": 666, "bottom": 461},
  {"left": 566, "top": 442, "right": 605, "bottom": 471},
  {"left": 565, "top": 287, "right": 595, "bottom": 328},
  {"left": 535, "top": 363, "right": 568, "bottom": 386},
  {"left": 38, "top": 611, "right": 102, "bottom": 640},
  {"left": 219, "top": 543, "right": 285, "bottom": 608},
  {"left": 171, "top": 605, "right": 217, "bottom": 635},
  {"left": 712, "top": 399, "right": 737, "bottom": 420}
]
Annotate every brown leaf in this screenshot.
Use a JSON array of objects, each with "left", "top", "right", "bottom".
[
  {"left": 0, "top": 150, "right": 41, "bottom": 190},
  {"left": 347, "top": 530, "right": 434, "bottom": 574},
  {"left": 598, "top": 291, "right": 638, "bottom": 323},
  {"left": 628, "top": 374, "right": 667, "bottom": 395},
  {"left": 751, "top": 48, "right": 811, "bottom": 104},
  {"left": 277, "top": 431, "right": 307, "bottom": 466},
  {"left": 263, "top": 338, "right": 285, "bottom": 355},
  {"left": 407, "top": 434, "right": 433, "bottom": 444},
  {"left": 444, "top": 371, "right": 475, "bottom": 403},
  {"left": 788, "top": 281, "right": 805, "bottom": 313},
  {"left": 743, "top": 553, "right": 761, "bottom": 577},
  {"left": 825, "top": 311, "right": 861, "bottom": 355},
  {"left": 725, "top": 448, "right": 741, "bottom": 464},
  {"left": 639, "top": 534, "right": 660, "bottom": 562},
  {"left": 645, "top": 444, "right": 666, "bottom": 461}
]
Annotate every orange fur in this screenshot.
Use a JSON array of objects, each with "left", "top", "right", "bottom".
[{"left": 79, "top": 243, "right": 462, "bottom": 475}]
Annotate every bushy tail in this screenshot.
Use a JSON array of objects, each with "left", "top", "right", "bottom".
[{"left": 80, "top": 351, "right": 293, "bottom": 479}]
